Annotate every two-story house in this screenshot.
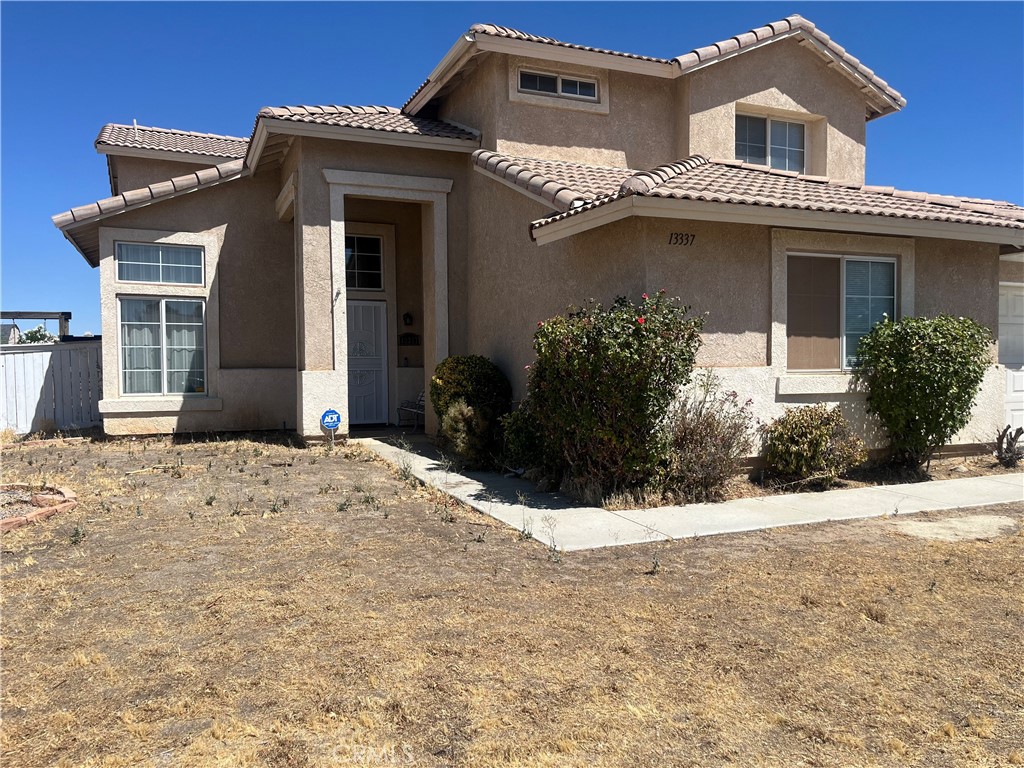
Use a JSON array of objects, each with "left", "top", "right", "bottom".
[{"left": 53, "top": 15, "right": 1024, "bottom": 446}]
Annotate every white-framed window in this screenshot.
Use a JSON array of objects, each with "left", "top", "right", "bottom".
[
  {"left": 736, "top": 115, "right": 806, "bottom": 173},
  {"left": 787, "top": 254, "right": 896, "bottom": 371},
  {"left": 115, "top": 242, "right": 204, "bottom": 285},
  {"left": 345, "top": 234, "right": 383, "bottom": 290},
  {"left": 119, "top": 297, "right": 206, "bottom": 395},
  {"left": 519, "top": 69, "right": 598, "bottom": 102}
]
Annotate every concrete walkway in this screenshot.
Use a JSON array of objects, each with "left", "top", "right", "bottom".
[{"left": 354, "top": 438, "right": 1024, "bottom": 552}]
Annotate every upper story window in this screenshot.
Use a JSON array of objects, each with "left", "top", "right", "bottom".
[
  {"left": 736, "top": 115, "right": 805, "bottom": 173},
  {"left": 519, "top": 70, "right": 598, "bottom": 102},
  {"left": 345, "top": 235, "right": 383, "bottom": 290},
  {"left": 116, "top": 242, "right": 204, "bottom": 285}
]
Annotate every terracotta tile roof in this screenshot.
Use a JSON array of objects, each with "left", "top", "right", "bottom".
[
  {"left": 674, "top": 15, "right": 905, "bottom": 113},
  {"left": 472, "top": 150, "right": 632, "bottom": 211},
  {"left": 470, "top": 152, "right": 1023, "bottom": 235},
  {"left": 257, "top": 105, "right": 478, "bottom": 141},
  {"left": 52, "top": 159, "right": 246, "bottom": 230},
  {"left": 95, "top": 123, "right": 249, "bottom": 159},
  {"left": 468, "top": 23, "right": 674, "bottom": 64}
]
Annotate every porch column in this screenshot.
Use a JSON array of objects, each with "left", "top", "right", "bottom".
[
  {"left": 294, "top": 169, "right": 349, "bottom": 439},
  {"left": 322, "top": 170, "right": 453, "bottom": 434}
]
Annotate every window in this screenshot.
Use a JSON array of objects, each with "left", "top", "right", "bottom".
[
  {"left": 120, "top": 298, "right": 205, "bottom": 394},
  {"left": 787, "top": 255, "right": 895, "bottom": 370},
  {"left": 736, "top": 115, "right": 805, "bottom": 173},
  {"left": 519, "top": 70, "right": 598, "bottom": 101},
  {"left": 345, "top": 235, "right": 383, "bottom": 290},
  {"left": 116, "top": 242, "right": 203, "bottom": 285}
]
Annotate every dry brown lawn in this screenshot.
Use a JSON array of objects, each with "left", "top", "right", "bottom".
[{"left": 1, "top": 435, "right": 1022, "bottom": 767}]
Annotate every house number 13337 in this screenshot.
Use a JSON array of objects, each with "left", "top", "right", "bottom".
[{"left": 668, "top": 233, "right": 697, "bottom": 245}]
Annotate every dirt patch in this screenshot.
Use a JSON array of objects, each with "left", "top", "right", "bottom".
[
  {"left": 1, "top": 435, "right": 1022, "bottom": 767},
  {"left": 888, "top": 514, "right": 1019, "bottom": 542}
]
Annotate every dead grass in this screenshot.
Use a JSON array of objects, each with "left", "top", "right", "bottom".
[{"left": 1, "top": 434, "right": 1022, "bottom": 767}]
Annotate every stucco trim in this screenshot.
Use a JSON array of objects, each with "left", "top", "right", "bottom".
[
  {"left": 776, "top": 374, "right": 857, "bottom": 396},
  {"left": 532, "top": 196, "right": 1024, "bottom": 248},
  {"left": 322, "top": 169, "right": 453, "bottom": 435},
  {"left": 99, "top": 397, "right": 224, "bottom": 414},
  {"left": 770, "top": 228, "right": 915, "bottom": 373}
]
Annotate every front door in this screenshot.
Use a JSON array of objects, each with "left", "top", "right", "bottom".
[
  {"left": 347, "top": 300, "right": 387, "bottom": 424},
  {"left": 999, "top": 284, "right": 1024, "bottom": 430}
]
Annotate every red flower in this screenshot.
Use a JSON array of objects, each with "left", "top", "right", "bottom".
[
  {"left": 537, "top": 321, "right": 544, "bottom": 328},
  {"left": 642, "top": 292, "right": 649, "bottom": 300},
  {"left": 637, "top": 317, "right": 646, "bottom": 325}
]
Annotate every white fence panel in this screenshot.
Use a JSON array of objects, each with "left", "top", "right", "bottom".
[{"left": 1, "top": 341, "right": 102, "bottom": 434}]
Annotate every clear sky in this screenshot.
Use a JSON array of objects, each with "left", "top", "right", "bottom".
[{"left": 2, "top": 1, "right": 1022, "bottom": 336}]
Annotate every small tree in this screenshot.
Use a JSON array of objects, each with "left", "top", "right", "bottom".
[
  {"left": 526, "top": 291, "right": 704, "bottom": 500},
  {"left": 17, "top": 324, "right": 58, "bottom": 344},
  {"left": 853, "top": 315, "right": 992, "bottom": 469}
]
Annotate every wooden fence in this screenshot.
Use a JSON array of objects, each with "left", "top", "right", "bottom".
[{"left": 1, "top": 340, "right": 102, "bottom": 434}]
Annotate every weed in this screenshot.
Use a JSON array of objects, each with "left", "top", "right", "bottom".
[
  {"left": 519, "top": 513, "right": 534, "bottom": 541},
  {"left": 69, "top": 524, "right": 86, "bottom": 545},
  {"left": 336, "top": 500, "right": 352, "bottom": 513},
  {"left": 188, "top": 509, "right": 196, "bottom": 521},
  {"left": 474, "top": 531, "right": 486, "bottom": 543},
  {"left": 205, "top": 495, "right": 216, "bottom": 506},
  {"left": 309, "top": 457, "right": 318, "bottom": 466},
  {"left": 247, "top": 494, "right": 255, "bottom": 503},
  {"left": 436, "top": 498, "right": 457, "bottom": 523},
  {"left": 263, "top": 478, "right": 270, "bottom": 486},
  {"left": 270, "top": 499, "right": 282, "bottom": 514},
  {"left": 541, "top": 515, "right": 561, "bottom": 562},
  {"left": 647, "top": 553, "right": 661, "bottom": 576},
  {"left": 352, "top": 483, "right": 365, "bottom": 494},
  {"left": 319, "top": 483, "right": 339, "bottom": 496},
  {"left": 231, "top": 502, "right": 242, "bottom": 517},
  {"left": 135, "top": 506, "right": 142, "bottom": 518}
]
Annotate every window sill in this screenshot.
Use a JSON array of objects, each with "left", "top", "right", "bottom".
[
  {"left": 99, "top": 397, "right": 223, "bottom": 415},
  {"left": 776, "top": 373, "right": 859, "bottom": 396}
]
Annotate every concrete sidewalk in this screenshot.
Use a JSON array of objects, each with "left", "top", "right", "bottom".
[{"left": 354, "top": 438, "right": 1024, "bottom": 552}]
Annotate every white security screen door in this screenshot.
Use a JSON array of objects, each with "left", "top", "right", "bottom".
[
  {"left": 347, "top": 301, "right": 388, "bottom": 424},
  {"left": 999, "top": 284, "right": 1024, "bottom": 430}
]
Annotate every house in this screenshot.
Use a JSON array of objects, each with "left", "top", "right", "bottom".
[
  {"left": 52, "top": 15, "right": 1024, "bottom": 444},
  {"left": 1, "top": 323, "right": 21, "bottom": 345}
]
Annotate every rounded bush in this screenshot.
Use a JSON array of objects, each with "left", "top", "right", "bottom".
[
  {"left": 853, "top": 315, "right": 992, "bottom": 469},
  {"left": 762, "top": 404, "right": 866, "bottom": 483},
  {"left": 430, "top": 355, "right": 512, "bottom": 421}
]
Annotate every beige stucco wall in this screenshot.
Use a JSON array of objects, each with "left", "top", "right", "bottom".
[
  {"left": 915, "top": 238, "right": 1000, "bottom": 332},
  {"left": 1000, "top": 258, "right": 1024, "bottom": 283},
  {"left": 466, "top": 172, "right": 772, "bottom": 397},
  {"left": 95, "top": 171, "right": 296, "bottom": 434},
  {"left": 111, "top": 156, "right": 219, "bottom": 193},
  {"left": 441, "top": 53, "right": 675, "bottom": 169},
  {"left": 466, "top": 172, "right": 1003, "bottom": 450},
  {"left": 686, "top": 38, "right": 868, "bottom": 183}
]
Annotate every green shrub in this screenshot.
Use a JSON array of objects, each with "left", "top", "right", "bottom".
[
  {"left": 499, "top": 399, "right": 545, "bottom": 471},
  {"left": 665, "top": 371, "right": 754, "bottom": 503},
  {"left": 853, "top": 315, "right": 992, "bottom": 469},
  {"left": 762, "top": 404, "right": 866, "bottom": 483},
  {"left": 430, "top": 355, "right": 512, "bottom": 421},
  {"left": 440, "top": 399, "right": 493, "bottom": 468},
  {"left": 526, "top": 291, "right": 704, "bottom": 498},
  {"left": 431, "top": 355, "right": 511, "bottom": 466}
]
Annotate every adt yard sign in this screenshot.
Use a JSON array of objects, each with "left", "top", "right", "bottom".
[{"left": 321, "top": 409, "right": 341, "bottom": 431}]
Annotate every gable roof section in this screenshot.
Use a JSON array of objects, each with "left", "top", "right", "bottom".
[
  {"left": 406, "top": 15, "right": 903, "bottom": 119},
  {"left": 96, "top": 123, "right": 249, "bottom": 160},
  {"left": 674, "top": 15, "right": 905, "bottom": 119},
  {"left": 470, "top": 150, "right": 1024, "bottom": 247},
  {"left": 257, "top": 105, "right": 478, "bottom": 141},
  {"left": 247, "top": 105, "right": 479, "bottom": 169},
  {"left": 52, "top": 159, "right": 247, "bottom": 266}
]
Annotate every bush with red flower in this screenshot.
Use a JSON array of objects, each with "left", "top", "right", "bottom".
[{"left": 504, "top": 291, "right": 704, "bottom": 502}]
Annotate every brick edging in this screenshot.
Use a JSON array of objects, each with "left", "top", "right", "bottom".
[{"left": 1, "top": 484, "right": 78, "bottom": 533}]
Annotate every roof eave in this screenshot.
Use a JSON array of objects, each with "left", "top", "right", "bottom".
[
  {"left": 404, "top": 33, "right": 477, "bottom": 114},
  {"left": 248, "top": 117, "right": 479, "bottom": 170},
  {"left": 95, "top": 144, "right": 245, "bottom": 165},
  {"left": 532, "top": 196, "right": 1024, "bottom": 248}
]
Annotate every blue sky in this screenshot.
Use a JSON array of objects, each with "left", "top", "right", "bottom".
[{"left": 2, "top": 1, "right": 1022, "bottom": 335}]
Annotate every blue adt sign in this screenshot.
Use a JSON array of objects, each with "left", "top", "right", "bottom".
[{"left": 321, "top": 409, "right": 342, "bottom": 431}]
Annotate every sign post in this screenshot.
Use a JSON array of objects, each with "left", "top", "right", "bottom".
[{"left": 321, "top": 408, "right": 341, "bottom": 448}]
